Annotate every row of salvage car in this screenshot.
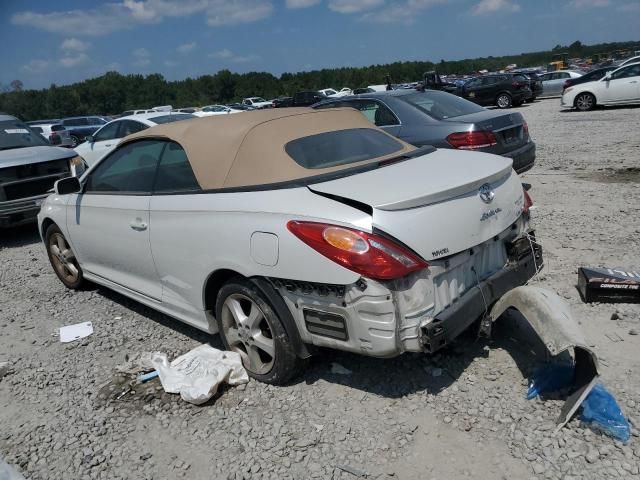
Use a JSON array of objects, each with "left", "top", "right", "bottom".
[{"left": 3, "top": 90, "right": 599, "bottom": 425}]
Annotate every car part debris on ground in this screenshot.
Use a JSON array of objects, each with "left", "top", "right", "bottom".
[
  {"left": 527, "top": 364, "right": 630, "bottom": 442},
  {"left": 578, "top": 267, "right": 640, "bottom": 303},
  {"left": 58, "top": 321, "right": 93, "bottom": 343},
  {"left": 151, "top": 345, "right": 248, "bottom": 405},
  {"left": 484, "top": 286, "right": 599, "bottom": 429}
]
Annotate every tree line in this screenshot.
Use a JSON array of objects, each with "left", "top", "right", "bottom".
[{"left": 1, "top": 40, "right": 638, "bottom": 121}]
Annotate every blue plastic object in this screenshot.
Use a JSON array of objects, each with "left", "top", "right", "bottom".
[
  {"left": 526, "top": 364, "right": 575, "bottom": 400},
  {"left": 580, "top": 384, "right": 631, "bottom": 443},
  {"left": 136, "top": 370, "right": 159, "bottom": 384}
]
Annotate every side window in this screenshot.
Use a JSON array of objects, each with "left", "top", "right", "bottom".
[
  {"left": 559, "top": 73, "right": 570, "bottom": 79},
  {"left": 93, "top": 121, "right": 121, "bottom": 142},
  {"left": 85, "top": 140, "right": 164, "bottom": 194},
  {"left": 350, "top": 101, "right": 399, "bottom": 127},
  {"left": 466, "top": 78, "right": 481, "bottom": 88},
  {"left": 31, "top": 126, "right": 43, "bottom": 133},
  {"left": 153, "top": 142, "right": 200, "bottom": 193},
  {"left": 119, "top": 120, "right": 148, "bottom": 137},
  {"left": 611, "top": 65, "right": 640, "bottom": 80}
]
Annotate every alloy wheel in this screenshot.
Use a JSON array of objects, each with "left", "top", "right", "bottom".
[
  {"left": 576, "top": 93, "right": 594, "bottom": 111},
  {"left": 497, "top": 94, "right": 511, "bottom": 108},
  {"left": 220, "top": 293, "right": 275, "bottom": 375},
  {"left": 48, "top": 233, "right": 79, "bottom": 284}
]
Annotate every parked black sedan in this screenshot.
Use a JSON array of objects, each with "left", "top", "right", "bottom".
[
  {"left": 313, "top": 89, "right": 535, "bottom": 173},
  {"left": 455, "top": 73, "right": 532, "bottom": 109}
]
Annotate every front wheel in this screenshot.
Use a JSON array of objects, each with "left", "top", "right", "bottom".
[
  {"left": 215, "top": 278, "right": 305, "bottom": 384},
  {"left": 45, "top": 224, "right": 84, "bottom": 289},
  {"left": 496, "top": 93, "right": 512, "bottom": 109},
  {"left": 70, "top": 135, "right": 80, "bottom": 147},
  {"left": 575, "top": 92, "right": 595, "bottom": 111}
]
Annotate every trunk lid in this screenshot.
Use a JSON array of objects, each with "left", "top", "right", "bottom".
[
  {"left": 309, "top": 149, "right": 524, "bottom": 261},
  {"left": 444, "top": 110, "right": 529, "bottom": 155}
]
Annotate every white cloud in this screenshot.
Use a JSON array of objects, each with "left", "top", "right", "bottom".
[
  {"left": 209, "top": 49, "right": 258, "bottom": 63},
  {"left": 164, "top": 60, "right": 179, "bottom": 67},
  {"left": 472, "top": 0, "right": 520, "bottom": 15},
  {"left": 60, "top": 38, "right": 90, "bottom": 52},
  {"left": 286, "top": 0, "right": 321, "bottom": 7},
  {"left": 361, "top": 0, "right": 446, "bottom": 23},
  {"left": 133, "top": 47, "right": 151, "bottom": 58},
  {"left": 132, "top": 48, "right": 151, "bottom": 67},
  {"left": 570, "top": 0, "right": 609, "bottom": 7},
  {"left": 329, "top": 0, "right": 384, "bottom": 14},
  {"left": 11, "top": 0, "right": 274, "bottom": 36},
  {"left": 20, "top": 59, "right": 49, "bottom": 74},
  {"left": 210, "top": 48, "right": 234, "bottom": 59},
  {"left": 176, "top": 42, "right": 197, "bottom": 54},
  {"left": 60, "top": 53, "right": 89, "bottom": 68}
]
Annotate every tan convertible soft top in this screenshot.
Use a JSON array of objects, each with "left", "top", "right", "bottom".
[{"left": 123, "top": 108, "right": 415, "bottom": 190}]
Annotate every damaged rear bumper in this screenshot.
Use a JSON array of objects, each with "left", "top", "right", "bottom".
[{"left": 422, "top": 236, "right": 542, "bottom": 353}]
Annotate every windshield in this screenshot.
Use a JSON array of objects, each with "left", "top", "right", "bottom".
[
  {"left": 401, "top": 91, "right": 485, "bottom": 120},
  {"left": 0, "top": 119, "right": 49, "bottom": 150},
  {"left": 252, "top": 97, "right": 266, "bottom": 103},
  {"left": 285, "top": 128, "right": 403, "bottom": 169},
  {"left": 149, "top": 114, "right": 195, "bottom": 124}
]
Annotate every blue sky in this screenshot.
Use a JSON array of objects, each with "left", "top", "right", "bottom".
[{"left": 2, "top": 0, "right": 639, "bottom": 89}]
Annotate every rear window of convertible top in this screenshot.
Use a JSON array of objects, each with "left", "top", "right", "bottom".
[{"left": 284, "top": 128, "right": 403, "bottom": 169}]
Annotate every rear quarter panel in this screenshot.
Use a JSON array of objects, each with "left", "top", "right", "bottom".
[{"left": 148, "top": 187, "right": 368, "bottom": 311}]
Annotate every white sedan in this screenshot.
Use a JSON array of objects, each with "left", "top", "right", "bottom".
[
  {"left": 38, "top": 108, "right": 595, "bottom": 390},
  {"left": 74, "top": 112, "right": 194, "bottom": 166},
  {"left": 193, "top": 105, "right": 241, "bottom": 117},
  {"left": 562, "top": 62, "right": 640, "bottom": 111}
]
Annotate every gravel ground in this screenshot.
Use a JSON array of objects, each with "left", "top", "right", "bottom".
[{"left": 1, "top": 99, "right": 639, "bottom": 480}]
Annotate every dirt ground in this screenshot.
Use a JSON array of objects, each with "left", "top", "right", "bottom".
[{"left": 1, "top": 99, "right": 639, "bottom": 480}]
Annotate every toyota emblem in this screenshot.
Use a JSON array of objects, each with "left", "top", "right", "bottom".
[{"left": 479, "top": 183, "right": 495, "bottom": 203}]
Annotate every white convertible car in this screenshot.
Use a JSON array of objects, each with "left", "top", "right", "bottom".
[{"left": 38, "top": 109, "right": 597, "bottom": 399}]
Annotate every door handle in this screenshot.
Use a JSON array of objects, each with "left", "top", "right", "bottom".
[
  {"left": 629, "top": 81, "right": 638, "bottom": 84},
  {"left": 104, "top": 144, "right": 112, "bottom": 147},
  {"left": 129, "top": 219, "right": 148, "bottom": 231}
]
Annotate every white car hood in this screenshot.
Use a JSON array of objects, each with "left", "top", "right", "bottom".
[{"left": 0, "top": 146, "right": 75, "bottom": 169}]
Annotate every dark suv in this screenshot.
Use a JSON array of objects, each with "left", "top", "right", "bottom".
[
  {"left": 291, "top": 91, "right": 328, "bottom": 107},
  {"left": 60, "top": 116, "right": 109, "bottom": 147},
  {"left": 456, "top": 74, "right": 531, "bottom": 109}
]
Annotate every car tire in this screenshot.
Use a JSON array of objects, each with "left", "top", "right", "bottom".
[
  {"left": 45, "top": 224, "right": 85, "bottom": 290},
  {"left": 526, "top": 96, "right": 536, "bottom": 103},
  {"left": 215, "top": 278, "right": 305, "bottom": 384},
  {"left": 575, "top": 92, "right": 596, "bottom": 112},
  {"left": 70, "top": 135, "right": 80, "bottom": 147},
  {"left": 496, "top": 93, "right": 512, "bottom": 109}
]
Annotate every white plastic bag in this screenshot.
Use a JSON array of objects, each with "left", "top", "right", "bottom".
[{"left": 151, "top": 345, "right": 248, "bottom": 405}]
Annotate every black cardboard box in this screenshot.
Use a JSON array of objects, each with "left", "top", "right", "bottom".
[{"left": 578, "top": 267, "right": 640, "bottom": 303}]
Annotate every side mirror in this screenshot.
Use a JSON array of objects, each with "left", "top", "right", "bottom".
[
  {"left": 54, "top": 177, "right": 81, "bottom": 195},
  {"left": 85, "top": 135, "right": 94, "bottom": 143},
  {"left": 604, "top": 73, "right": 612, "bottom": 81}
]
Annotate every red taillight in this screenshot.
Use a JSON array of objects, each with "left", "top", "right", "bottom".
[
  {"left": 523, "top": 189, "right": 533, "bottom": 214},
  {"left": 447, "top": 131, "right": 497, "bottom": 150},
  {"left": 563, "top": 80, "right": 572, "bottom": 90},
  {"left": 523, "top": 121, "right": 529, "bottom": 138},
  {"left": 287, "top": 221, "right": 428, "bottom": 280}
]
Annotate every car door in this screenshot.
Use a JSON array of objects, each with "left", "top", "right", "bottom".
[
  {"left": 601, "top": 64, "right": 640, "bottom": 103},
  {"left": 66, "top": 139, "right": 164, "bottom": 300},
  {"left": 461, "top": 78, "right": 482, "bottom": 104},
  {"left": 148, "top": 141, "right": 208, "bottom": 325},
  {"left": 81, "top": 120, "right": 122, "bottom": 166}
]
